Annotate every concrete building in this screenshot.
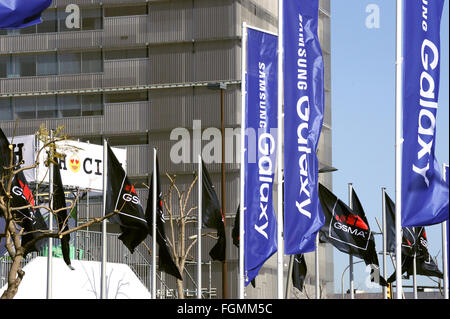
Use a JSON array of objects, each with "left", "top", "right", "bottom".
[{"left": 0, "top": 0, "right": 332, "bottom": 298}]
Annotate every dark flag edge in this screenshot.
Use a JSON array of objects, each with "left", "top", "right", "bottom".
[
  {"left": 52, "top": 156, "right": 74, "bottom": 270},
  {"left": 105, "top": 144, "right": 148, "bottom": 254},
  {"left": 147, "top": 155, "right": 182, "bottom": 281},
  {"left": 201, "top": 161, "right": 226, "bottom": 262}
]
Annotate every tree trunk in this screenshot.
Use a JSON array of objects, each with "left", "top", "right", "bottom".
[
  {"left": 176, "top": 279, "right": 184, "bottom": 299},
  {"left": 1, "top": 256, "right": 24, "bottom": 299}
]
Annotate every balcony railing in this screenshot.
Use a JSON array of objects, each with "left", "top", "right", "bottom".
[{"left": 0, "top": 58, "right": 150, "bottom": 95}]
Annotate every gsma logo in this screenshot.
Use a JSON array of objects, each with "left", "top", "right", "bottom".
[
  {"left": 335, "top": 213, "right": 368, "bottom": 230},
  {"left": 12, "top": 179, "right": 35, "bottom": 207},
  {"left": 122, "top": 184, "right": 140, "bottom": 205},
  {"left": 122, "top": 193, "right": 141, "bottom": 205}
]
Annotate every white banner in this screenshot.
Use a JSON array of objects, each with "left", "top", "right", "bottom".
[
  {"left": 37, "top": 140, "right": 126, "bottom": 191},
  {"left": 7, "top": 135, "right": 36, "bottom": 183}
]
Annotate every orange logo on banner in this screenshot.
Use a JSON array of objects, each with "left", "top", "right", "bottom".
[{"left": 69, "top": 155, "right": 81, "bottom": 173}]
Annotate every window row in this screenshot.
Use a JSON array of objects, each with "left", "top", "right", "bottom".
[
  {"left": 0, "top": 4, "right": 148, "bottom": 36},
  {"left": 0, "top": 48, "right": 148, "bottom": 78},
  {"left": 0, "top": 94, "right": 103, "bottom": 120},
  {"left": 0, "top": 91, "right": 148, "bottom": 120},
  {"left": 0, "top": 51, "right": 102, "bottom": 78}
]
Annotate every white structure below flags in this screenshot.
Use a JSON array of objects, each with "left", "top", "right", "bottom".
[{"left": 0, "top": 257, "right": 151, "bottom": 299}]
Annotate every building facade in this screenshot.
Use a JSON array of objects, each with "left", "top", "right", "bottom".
[{"left": 0, "top": 0, "right": 332, "bottom": 298}]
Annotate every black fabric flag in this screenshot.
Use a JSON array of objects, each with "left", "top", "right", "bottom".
[
  {"left": 201, "top": 161, "right": 226, "bottom": 262},
  {"left": 146, "top": 155, "right": 182, "bottom": 280},
  {"left": 52, "top": 157, "right": 73, "bottom": 269},
  {"left": 292, "top": 254, "right": 307, "bottom": 292},
  {"left": 232, "top": 205, "right": 240, "bottom": 248},
  {"left": 1, "top": 128, "right": 47, "bottom": 256},
  {"left": 319, "top": 183, "right": 373, "bottom": 256},
  {"left": 414, "top": 227, "right": 443, "bottom": 278},
  {"left": 105, "top": 144, "right": 148, "bottom": 253},
  {"left": 318, "top": 184, "right": 387, "bottom": 286},
  {"left": 387, "top": 227, "right": 443, "bottom": 283},
  {"left": 384, "top": 192, "right": 416, "bottom": 257},
  {"left": 350, "top": 187, "right": 387, "bottom": 286},
  {"left": 231, "top": 204, "right": 255, "bottom": 288},
  {"left": 384, "top": 191, "right": 442, "bottom": 282}
]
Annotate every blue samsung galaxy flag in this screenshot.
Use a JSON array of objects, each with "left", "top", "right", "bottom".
[
  {"left": 243, "top": 26, "right": 278, "bottom": 285},
  {"left": 283, "top": 0, "right": 325, "bottom": 254},
  {"left": 445, "top": 164, "right": 449, "bottom": 289},
  {"left": 0, "top": 0, "right": 52, "bottom": 29},
  {"left": 401, "top": 0, "right": 449, "bottom": 227}
]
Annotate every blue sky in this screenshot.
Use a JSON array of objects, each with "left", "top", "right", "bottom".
[{"left": 331, "top": 0, "right": 449, "bottom": 294}]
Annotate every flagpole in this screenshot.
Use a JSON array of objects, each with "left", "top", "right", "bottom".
[
  {"left": 442, "top": 163, "right": 449, "bottom": 299},
  {"left": 197, "top": 154, "right": 202, "bottom": 299},
  {"left": 276, "top": 0, "right": 284, "bottom": 300},
  {"left": 285, "top": 255, "right": 293, "bottom": 298},
  {"left": 46, "top": 129, "right": 54, "bottom": 299},
  {"left": 348, "top": 183, "right": 354, "bottom": 299},
  {"left": 382, "top": 187, "right": 387, "bottom": 299},
  {"left": 315, "top": 235, "right": 320, "bottom": 299},
  {"left": 152, "top": 148, "right": 157, "bottom": 299},
  {"left": 442, "top": 220, "right": 449, "bottom": 299},
  {"left": 413, "top": 249, "right": 417, "bottom": 299},
  {"left": 239, "top": 21, "right": 247, "bottom": 300},
  {"left": 395, "top": 0, "right": 404, "bottom": 299},
  {"left": 100, "top": 138, "right": 108, "bottom": 299}
]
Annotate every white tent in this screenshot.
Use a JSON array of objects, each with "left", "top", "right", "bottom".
[{"left": 1, "top": 257, "right": 151, "bottom": 299}]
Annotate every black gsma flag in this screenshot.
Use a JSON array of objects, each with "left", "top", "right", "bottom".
[
  {"left": 319, "top": 183, "right": 372, "bottom": 255},
  {"left": 414, "top": 227, "right": 443, "bottom": 278},
  {"left": 12, "top": 171, "right": 48, "bottom": 256},
  {"left": 384, "top": 192, "right": 416, "bottom": 257},
  {"left": 0, "top": 128, "right": 47, "bottom": 256},
  {"left": 52, "top": 157, "right": 73, "bottom": 269},
  {"left": 201, "top": 161, "right": 225, "bottom": 262},
  {"left": 318, "top": 184, "right": 387, "bottom": 286},
  {"left": 105, "top": 144, "right": 148, "bottom": 253},
  {"left": 387, "top": 255, "right": 443, "bottom": 283},
  {"left": 146, "top": 155, "right": 182, "bottom": 280},
  {"left": 387, "top": 226, "right": 443, "bottom": 282},
  {"left": 292, "top": 254, "right": 307, "bottom": 292}
]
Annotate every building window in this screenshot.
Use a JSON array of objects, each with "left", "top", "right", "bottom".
[
  {"left": 104, "top": 4, "right": 147, "bottom": 17},
  {"left": 0, "top": 94, "right": 104, "bottom": 121},
  {"left": 15, "top": 55, "right": 36, "bottom": 77},
  {"left": 37, "top": 9, "right": 57, "bottom": 33},
  {"left": 1, "top": 7, "right": 104, "bottom": 36},
  {"left": 0, "top": 55, "right": 8, "bottom": 78},
  {"left": 104, "top": 48, "right": 147, "bottom": 60},
  {"left": 82, "top": 94, "right": 103, "bottom": 116},
  {"left": 1, "top": 50, "right": 104, "bottom": 79},
  {"left": 58, "top": 6, "right": 103, "bottom": 32},
  {"left": 58, "top": 8, "right": 75, "bottom": 32},
  {"left": 82, "top": 51, "right": 102, "bottom": 73},
  {"left": 18, "top": 25, "right": 36, "bottom": 35},
  {"left": 37, "top": 96, "right": 58, "bottom": 119},
  {"left": 105, "top": 91, "right": 148, "bottom": 103},
  {"left": 36, "top": 52, "right": 57, "bottom": 76},
  {"left": 59, "top": 52, "right": 81, "bottom": 75},
  {"left": 0, "top": 98, "right": 13, "bottom": 121},
  {"left": 14, "top": 97, "right": 36, "bottom": 119},
  {"left": 82, "top": 7, "right": 103, "bottom": 30},
  {"left": 59, "top": 95, "right": 81, "bottom": 117}
]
